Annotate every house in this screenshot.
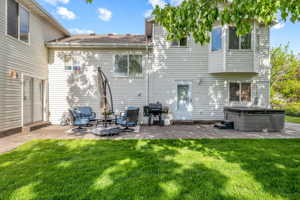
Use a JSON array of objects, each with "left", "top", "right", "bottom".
[
  {"left": 0, "top": 0, "right": 69, "bottom": 134},
  {"left": 0, "top": 0, "right": 271, "bottom": 134},
  {"left": 47, "top": 21, "right": 270, "bottom": 124}
]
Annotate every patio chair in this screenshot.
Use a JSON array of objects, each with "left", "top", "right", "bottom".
[
  {"left": 116, "top": 107, "right": 139, "bottom": 132},
  {"left": 69, "top": 109, "right": 90, "bottom": 132},
  {"left": 74, "top": 106, "right": 96, "bottom": 121}
]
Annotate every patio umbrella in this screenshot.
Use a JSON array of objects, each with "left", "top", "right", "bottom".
[{"left": 97, "top": 67, "right": 114, "bottom": 121}]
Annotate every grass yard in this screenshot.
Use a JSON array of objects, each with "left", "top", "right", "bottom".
[
  {"left": 0, "top": 139, "right": 300, "bottom": 200},
  {"left": 286, "top": 115, "right": 300, "bottom": 124}
]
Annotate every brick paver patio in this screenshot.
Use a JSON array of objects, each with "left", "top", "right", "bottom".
[{"left": 0, "top": 123, "right": 299, "bottom": 154}]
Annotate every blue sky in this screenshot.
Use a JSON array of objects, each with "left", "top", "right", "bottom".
[{"left": 37, "top": 0, "right": 300, "bottom": 54}]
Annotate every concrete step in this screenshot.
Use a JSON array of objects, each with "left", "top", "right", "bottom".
[{"left": 22, "top": 121, "right": 51, "bottom": 134}]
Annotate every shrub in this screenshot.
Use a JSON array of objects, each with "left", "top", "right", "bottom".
[{"left": 285, "top": 103, "right": 300, "bottom": 117}]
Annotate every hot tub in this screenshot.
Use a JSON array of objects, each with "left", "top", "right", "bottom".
[{"left": 224, "top": 107, "right": 285, "bottom": 132}]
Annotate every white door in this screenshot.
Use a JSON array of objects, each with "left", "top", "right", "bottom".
[
  {"left": 175, "top": 82, "right": 193, "bottom": 120},
  {"left": 33, "top": 79, "right": 44, "bottom": 122},
  {"left": 23, "top": 76, "right": 33, "bottom": 125}
]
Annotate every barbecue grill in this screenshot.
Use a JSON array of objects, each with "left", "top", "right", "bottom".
[{"left": 144, "top": 102, "right": 167, "bottom": 126}]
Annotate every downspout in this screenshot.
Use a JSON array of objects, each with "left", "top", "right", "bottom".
[{"left": 146, "top": 36, "right": 150, "bottom": 105}]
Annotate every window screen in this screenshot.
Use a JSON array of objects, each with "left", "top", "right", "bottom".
[
  {"left": 115, "top": 55, "right": 128, "bottom": 75},
  {"left": 241, "top": 33, "right": 251, "bottom": 49},
  {"left": 129, "top": 55, "right": 142, "bottom": 76},
  {"left": 229, "top": 82, "right": 240, "bottom": 102},
  {"left": 179, "top": 37, "right": 187, "bottom": 46},
  {"left": 20, "top": 6, "right": 29, "bottom": 43},
  {"left": 171, "top": 40, "right": 179, "bottom": 47},
  {"left": 7, "top": 0, "right": 19, "bottom": 39},
  {"left": 229, "top": 27, "right": 239, "bottom": 49},
  {"left": 241, "top": 83, "right": 251, "bottom": 101},
  {"left": 212, "top": 28, "right": 222, "bottom": 51},
  {"left": 171, "top": 37, "right": 187, "bottom": 47}
]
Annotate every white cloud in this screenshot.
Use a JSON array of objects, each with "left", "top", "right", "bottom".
[
  {"left": 44, "top": 0, "right": 69, "bottom": 6},
  {"left": 98, "top": 8, "right": 112, "bottom": 21},
  {"left": 144, "top": 9, "right": 153, "bottom": 18},
  {"left": 170, "top": 0, "right": 184, "bottom": 6},
  {"left": 272, "top": 22, "right": 285, "bottom": 30},
  {"left": 145, "top": 0, "right": 184, "bottom": 18},
  {"left": 69, "top": 28, "right": 94, "bottom": 34},
  {"left": 148, "top": 0, "right": 166, "bottom": 8},
  {"left": 57, "top": 7, "right": 76, "bottom": 20}
]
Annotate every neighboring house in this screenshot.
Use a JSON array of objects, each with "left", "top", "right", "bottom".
[
  {"left": 47, "top": 20, "right": 271, "bottom": 124},
  {"left": 0, "top": 0, "right": 69, "bottom": 133}
]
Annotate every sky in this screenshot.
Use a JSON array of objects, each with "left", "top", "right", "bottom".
[{"left": 36, "top": 0, "right": 300, "bottom": 54}]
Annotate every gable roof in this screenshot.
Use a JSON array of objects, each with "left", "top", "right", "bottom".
[
  {"left": 47, "top": 34, "right": 150, "bottom": 49},
  {"left": 19, "top": 0, "right": 70, "bottom": 36},
  {"left": 50, "top": 34, "right": 146, "bottom": 43}
]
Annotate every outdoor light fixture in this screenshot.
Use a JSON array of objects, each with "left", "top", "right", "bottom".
[{"left": 8, "top": 70, "right": 18, "bottom": 79}]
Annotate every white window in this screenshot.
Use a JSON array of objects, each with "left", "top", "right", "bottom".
[
  {"left": 19, "top": 6, "right": 30, "bottom": 43},
  {"left": 229, "top": 27, "right": 251, "bottom": 50},
  {"left": 64, "top": 55, "right": 81, "bottom": 71},
  {"left": 171, "top": 37, "right": 187, "bottom": 47},
  {"left": 114, "top": 54, "right": 143, "bottom": 77},
  {"left": 114, "top": 55, "right": 128, "bottom": 76},
  {"left": 229, "top": 82, "right": 251, "bottom": 102},
  {"left": 7, "top": 0, "right": 30, "bottom": 43},
  {"left": 211, "top": 27, "right": 222, "bottom": 51}
]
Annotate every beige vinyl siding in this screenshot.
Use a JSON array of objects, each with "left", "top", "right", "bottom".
[
  {"left": 208, "top": 50, "right": 224, "bottom": 73},
  {"left": 0, "top": 0, "right": 66, "bottom": 132},
  {"left": 225, "top": 50, "right": 254, "bottom": 72},
  {"left": 48, "top": 49, "right": 148, "bottom": 125},
  {"left": 150, "top": 24, "right": 225, "bottom": 120},
  {"left": 150, "top": 24, "right": 270, "bottom": 121}
]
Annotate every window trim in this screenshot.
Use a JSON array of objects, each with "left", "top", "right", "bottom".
[
  {"left": 113, "top": 53, "right": 143, "bottom": 78},
  {"left": 228, "top": 26, "right": 252, "bottom": 51},
  {"left": 113, "top": 54, "right": 129, "bottom": 77},
  {"left": 211, "top": 26, "right": 223, "bottom": 52},
  {"left": 228, "top": 81, "right": 252, "bottom": 103},
  {"left": 170, "top": 37, "right": 188, "bottom": 48},
  {"left": 19, "top": 4, "right": 30, "bottom": 44},
  {"left": 5, "top": 0, "right": 30, "bottom": 45},
  {"left": 64, "top": 55, "right": 81, "bottom": 72}
]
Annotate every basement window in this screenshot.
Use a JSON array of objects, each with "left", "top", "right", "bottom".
[
  {"left": 114, "top": 54, "right": 142, "bottom": 77},
  {"left": 7, "top": 0, "right": 30, "bottom": 43},
  {"left": 229, "top": 82, "right": 251, "bottom": 102}
]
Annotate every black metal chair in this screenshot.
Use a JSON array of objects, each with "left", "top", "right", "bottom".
[{"left": 116, "top": 107, "right": 140, "bottom": 132}]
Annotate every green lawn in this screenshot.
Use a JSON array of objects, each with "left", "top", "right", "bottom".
[
  {"left": 0, "top": 139, "right": 300, "bottom": 200},
  {"left": 286, "top": 115, "right": 300, "bottom": 124}
]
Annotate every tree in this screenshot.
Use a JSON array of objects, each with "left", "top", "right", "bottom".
[
  {"left": 151, "top": 0, "right": 300, "bottom": 44},
  {"left": 85, "top": 0, "right": 299, "bottom": 44},
  {"left": 271, "top": 45, "right": 300, "bottom": 103}
]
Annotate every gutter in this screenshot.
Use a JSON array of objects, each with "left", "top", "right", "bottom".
[{"left": 46, "top": 42, "right": 153, "bottom": 49}]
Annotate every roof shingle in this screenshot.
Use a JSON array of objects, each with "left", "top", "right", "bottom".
[{"left": 51, "top": 34, "right": 146, "bottom": 44}]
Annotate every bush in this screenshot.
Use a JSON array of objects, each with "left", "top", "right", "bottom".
[{"left": 285, "top": 103, "right": 300, "bottom": 117}]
